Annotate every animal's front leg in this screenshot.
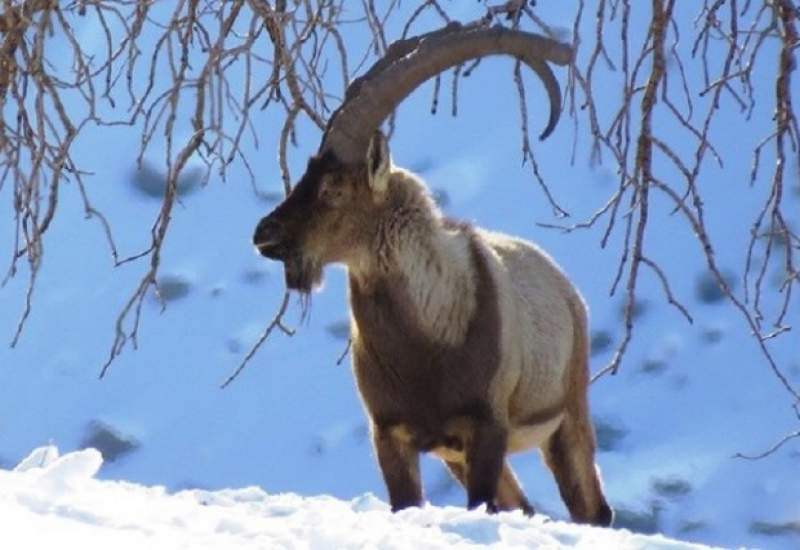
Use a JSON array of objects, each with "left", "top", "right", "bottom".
[
  {"left": 373, "top": 424, "right": 423, "bottom": 511},
  {"left": 465, "top": 419, "right": 507, "bottom": 512}
]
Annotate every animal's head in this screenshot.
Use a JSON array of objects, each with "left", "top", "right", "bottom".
[
  {"left": 253, "top": 22, "right": 572, "bottom": 293},
  {"left": 253, "top": 132, "right": 392, "bottom": 292}
]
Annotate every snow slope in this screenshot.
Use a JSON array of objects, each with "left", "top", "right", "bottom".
[
  {"left": 2, "top": 447, "right": 715, "bottom": 550},
  {"left": 1, "top": 3, "right": 799, "bottom": 550}
]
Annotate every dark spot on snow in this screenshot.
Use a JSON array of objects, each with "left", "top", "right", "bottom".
[
  {"left": 326, "top": 319, "right": 350, "bottom": 340},
  {"left": 311, "top": 423, "right": 369, "bottom": 457},
  {"left": 619, "top": 298, "right": 649, "bottom": 321},
  {"left": 210, "top": 286, "right": 225, "bottom": 298},
  {"left": 590, "top": 330, "right": 613, "bottom": 356},
  {"left": 130, "top": 161, "right": 203, "bottom": 199},
  {"left": 700, "top": 325, "right": 724, "bottom": 344},
  {"left": 309, "top": 440, "right": 325, "bottom": 457},
  {"left": 593, "top": 417, "right": 628, "bottom": 452},
  {"left": 226, "top": 338, "right": 242, "bottom": 354},
  {"left": 431, "top": 188, "right": 450, "bottom": 208},
  {"left": 651, "top": 477, "right": 692, "bottom": 499},
  {"left": 678, "top": 520, "right": 708, "bottom": 534},
  {"left": 80, "top": 421, "right": 139, "bottom": 463},
  {"left": 241, "top": 268, "right": 269, "bottom": 286},
  {"left": 613, "top": 503, "right": 662, "bottom": 535},
  {"left": 640, "top": 359, "right": 668, "bottom": 376},
  {"left": 154, "top": 275, "right": 192, "bottom": 302},
  {"left": 749, "top": 520, "right": 800, "bottom": 537},
  {"left": 695, "top": 270, "right": 736, "bottom": 304}
]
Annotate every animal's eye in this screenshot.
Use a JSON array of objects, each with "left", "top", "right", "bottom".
[{"left": 319, "top": 175, "right": 345, "bottom": 204}]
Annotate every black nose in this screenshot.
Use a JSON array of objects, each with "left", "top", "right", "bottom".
[
  {"left": 254, "top": 216, "right": 287, "bottom": 258},
  {"left": 254, "top": 217, "right": 280, "bottom": 244}
]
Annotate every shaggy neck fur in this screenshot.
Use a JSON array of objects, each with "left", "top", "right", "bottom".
[{"left": 348, "top": 168, "right": 477, "bottom": 346}]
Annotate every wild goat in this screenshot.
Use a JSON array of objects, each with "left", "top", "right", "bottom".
[{"left": 253, "top": 22, "right": 612, "bottom": 526}]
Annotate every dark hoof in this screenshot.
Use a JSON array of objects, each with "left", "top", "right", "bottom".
[
  {"left": 595, "top": 503, "right": 614, "bottom": 527},
  {"left": 521, "top": 502, "right": 536, "bottom": 518}
]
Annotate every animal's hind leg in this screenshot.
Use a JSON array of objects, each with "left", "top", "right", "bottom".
[
  {"left": 495, "top": 462, "right": 534, "bottom": 516},
  {"left": 541, "top": 411, "right": 613, "bottom": 526}
]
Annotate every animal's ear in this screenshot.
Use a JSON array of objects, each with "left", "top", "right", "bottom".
[{"left": 366, "top": 131, "right": 391, "bottom": 193}]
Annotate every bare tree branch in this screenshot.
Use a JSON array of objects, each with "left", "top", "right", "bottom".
[{"left": 1, "top": 1, "right": 799, "bottom": 453}]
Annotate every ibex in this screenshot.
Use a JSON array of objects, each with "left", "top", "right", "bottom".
[{"left": 253, "top": 23, "right": 612, "bottom": 526}]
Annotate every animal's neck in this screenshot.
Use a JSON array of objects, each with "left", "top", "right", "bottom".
[
  {"left": 395, "top": 222, "right": 477, "bottom": 346},
  {"left": 349, "top": 173, "right": 478, "bottom": 346}
]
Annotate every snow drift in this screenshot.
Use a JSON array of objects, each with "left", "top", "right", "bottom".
[{"left": 0, "top": 446, "right": 716, "bottom": 550}]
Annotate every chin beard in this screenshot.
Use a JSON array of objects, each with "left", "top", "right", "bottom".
[{"left": 283, "top": 255, "right": 324, "bottom": 294}]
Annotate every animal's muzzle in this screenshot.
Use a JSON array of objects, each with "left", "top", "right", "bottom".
[{"left": 253, "top": 216, "right": 288, "bottom": 260}]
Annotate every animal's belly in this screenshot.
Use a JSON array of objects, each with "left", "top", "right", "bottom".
[
  {"left": 432, "top": 413, "right": 564, "bottom": 463},
  {"left": 507, "top": 413, "right": 564, "bottom": 454}
]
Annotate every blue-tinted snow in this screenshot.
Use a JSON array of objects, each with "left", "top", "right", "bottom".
[{"left": 1, "top": 3, "right": 798, "bottom": 549}]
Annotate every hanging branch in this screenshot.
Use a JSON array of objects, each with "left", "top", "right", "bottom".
[{"left": 1, "top": 2, "right": 798, "bottom": 436}]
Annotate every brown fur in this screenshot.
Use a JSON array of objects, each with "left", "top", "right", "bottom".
[
  {"left": 349, "top": 227, "right": 499, "bottom": 435},
  {"left": 253, "top": 134, "right": 612, "bottom": 525},
  {"left": 350, "top": 227, "right": 514, "bottom": 510}
]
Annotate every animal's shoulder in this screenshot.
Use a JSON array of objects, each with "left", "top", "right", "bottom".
[
  {"left": 473, "top": 228, "right": 585, "bottom": 311},
  {"left": 474, "top": 229, "right": 564, "bottom": 277}
]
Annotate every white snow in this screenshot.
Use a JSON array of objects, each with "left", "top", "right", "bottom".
[{"left": 1, "top": 447, "right": 716, "bottom": 550}]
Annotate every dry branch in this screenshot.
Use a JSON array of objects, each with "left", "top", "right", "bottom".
[{"left": 1, "top": 1, "right": 798, "bottom": 454}]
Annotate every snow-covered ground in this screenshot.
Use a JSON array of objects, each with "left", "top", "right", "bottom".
[
  {"left": 1, "top": 3, "right": 799, "bottom": 550},
  {"left": 2, "top": 447, "right": 716, "bottom": 550}
]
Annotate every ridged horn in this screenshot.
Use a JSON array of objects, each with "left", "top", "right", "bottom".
[{"left": 319, "top": 22, "right": 573, "bottom": 165}]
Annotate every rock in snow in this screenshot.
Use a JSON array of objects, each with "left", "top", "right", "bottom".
[{"left": 0, "top": 447, "right": 717, "bottom": 550}]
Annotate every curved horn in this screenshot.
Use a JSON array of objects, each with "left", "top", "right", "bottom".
[{"left": 320, "top": 22, "right": 573, "bottom": 165}]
